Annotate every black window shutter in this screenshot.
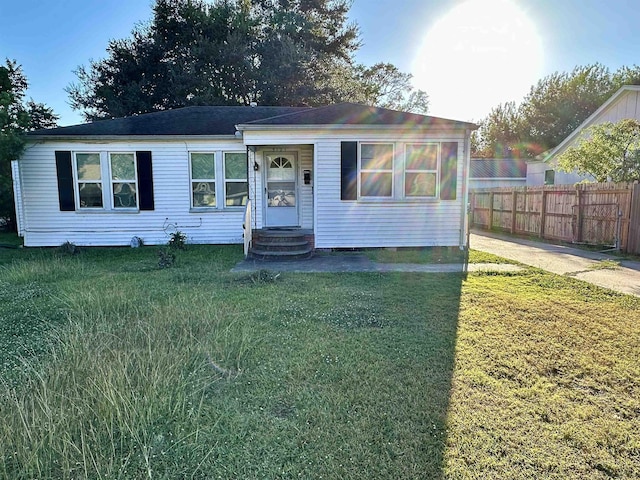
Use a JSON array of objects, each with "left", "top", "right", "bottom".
[
  {"left": 440, "top": 142, "right": 458, "bottom": 200},
  {"left": 136, "top": 151, "right": 154, "bottom": 210},
  {"left": 55, "top": 151, "right": 76, "bottom": 211},
  {"left": 340, "top": 141, "right": 358, "bottom": 200}
]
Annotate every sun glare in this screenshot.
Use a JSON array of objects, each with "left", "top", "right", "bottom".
[{"left": 412, "top": 0, "right": 543, "bottom": 122}]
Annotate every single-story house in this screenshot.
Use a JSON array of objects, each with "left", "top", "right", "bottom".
[
  {"left": 527, "top": 85, "right": 640, "bottom": 186},
  {"left": 469, "top": 158, "right": 527, "bottom": 190},
  {"left": 12, "top": 103, "right": 477, "bottom": 254}
]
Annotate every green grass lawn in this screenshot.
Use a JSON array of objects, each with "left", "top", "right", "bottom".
[
  {"left": 365, "top": 246, "right": 516, "bottom": 264},
  {"left": 0, "top": 240, "right": 638, "bottom": 479}
]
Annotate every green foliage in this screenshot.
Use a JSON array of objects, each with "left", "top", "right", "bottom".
[
  {"left": 67, "top": 0, "right": 427, "bottom": 120},
  {"left": 157, "top": 247, "right": 176, "bottom": 268},
  {"left": 354, "top": 62, "right": 429, "bottom": 113},
  {"left": 557, "top": 119, "right": 640, "bottom": 182},
  {"left": 0, "top": 59, "right": 58, "bottom": 229},
  {"left": 57, "top": 241, "right": 80, "bottom": 256},
  {"left": 168, "top": 230, "right": 187, "bottom": 250},
  {"left": 473, "top": 63, "right": 640, "bottom": 158}
]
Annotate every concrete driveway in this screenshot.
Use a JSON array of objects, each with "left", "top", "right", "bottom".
[{"left": 471, "top": 230, "right": 640, "bottom": 297}]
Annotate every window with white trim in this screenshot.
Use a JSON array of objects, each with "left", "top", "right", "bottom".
[
  {"left": 404, "top": 144, "right": 438, "bottom": 198},
  {"left": 359, "top": 143, "right": 394, "bottom": 198},
  {"left": 110, "top": 153, "right": 138, "bottom": 208},
  {"left": 75, "top": 153, "right": 104, "bottom": 208},
  {"left": 224, "top": 152, "right": 248, "bottom": 207},
  {"left": 190, "top": 153, "right": 216, "bottom": 208}
]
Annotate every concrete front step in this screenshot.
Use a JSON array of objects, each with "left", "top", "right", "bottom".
[
  {"left": 249, "top": 248, "right": 313, "bottom": 261},
  {"left": 249, "top": 228, "right": 314, "bottom": 260},
  {"left": 253, "top": 240, "right": 310, "bottom": 251}
]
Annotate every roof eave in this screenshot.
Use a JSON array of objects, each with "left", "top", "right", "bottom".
[
  {"left": 26, "top": 134, "right": 240, "bottom": 142},
  {"left": 236, "top": 123, "right": 476, "bottom": 132}
]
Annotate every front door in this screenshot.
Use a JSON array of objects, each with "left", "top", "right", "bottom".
[{"left": 265, "top": 152, "right": 299, "bottom": 227}]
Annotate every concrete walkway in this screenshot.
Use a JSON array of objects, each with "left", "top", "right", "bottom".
[
  {"left": 232, "top": 253, "right": 521, "bottom": 274},
  {"left": 471, "top": 230, "right": 640, "bottom": 297}
]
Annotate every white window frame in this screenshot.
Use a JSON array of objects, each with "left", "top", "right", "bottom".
[
  {"left": 223, "top": 151, "right": 248, "bottom": 208},
  {"left": 73, "top": 151, "right": 142, "bottom": 212},
  {"left": 109, "top": 152, "right": 139, "bottom": 210},
  {"left": 358, "top": 142, "right": 394, "bottom": 199},
  {"left": 73, "top": 152, "right": 105, "bottom": 210},
  {"left": 189, "top": 152, "right": 217, "bottom": 210},
  {"left": 403, "top": 143, "right": 439, "bottom": 200}
]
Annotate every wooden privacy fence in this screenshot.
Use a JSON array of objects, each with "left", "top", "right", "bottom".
[{"left": 470, "top": 183, "right": 640, "bottom": 254}]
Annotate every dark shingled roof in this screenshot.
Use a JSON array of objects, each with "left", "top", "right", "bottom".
[
  {"left": 242, "top": 102, "right": 477, "bottom": 129},
  {"left": 28, "top": 103, "right": 477, "bottom": 137},
  {"left": 470, "top": 158, "right": 527, "bottom": 179},
  {"left": 28, "top": 106, "right": 308, "bottom": 137}
]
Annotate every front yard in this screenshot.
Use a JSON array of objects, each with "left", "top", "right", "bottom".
[{"left": 0, "top": 238, "right": 638, "bottom": 479}]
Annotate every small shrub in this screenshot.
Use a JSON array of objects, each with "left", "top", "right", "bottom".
[
  {"left": 58, "top": 241, "right": 79, "bottom": 256},
  {"left": 157, "top": 247, "right": 176, "bottom": 269},
  {"left": 168, "top": 231, "right": 187, "bottom": 250},
  {"left": 235, "top": 269, "right": 281, "bottom": 285}
]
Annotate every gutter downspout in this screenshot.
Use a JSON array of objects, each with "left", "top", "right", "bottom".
[
  {"left": 460, "top": 129, "right": 471, "bottom": 250},
  {"left": 11, "top": 160, "right": 25, "bottom": 237}
]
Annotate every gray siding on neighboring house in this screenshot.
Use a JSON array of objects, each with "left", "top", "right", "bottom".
[
  {"left": 533, "top": 86, "right": 640, "bottom": 186},
  {"left": 469, "top": 158, "right": 526, "bottom": 190},
  {"left": 526, "top": 160, "right": 594, "bottom": 186}
]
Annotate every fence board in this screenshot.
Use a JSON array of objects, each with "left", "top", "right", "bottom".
[
  {"left": 470, "top": 183, "right": 636, "bottom": 252},
  {"left": 628, "top": 184, "right": 640, "bottom": 254}
]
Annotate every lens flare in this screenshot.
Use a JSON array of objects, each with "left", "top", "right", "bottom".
[{"left": 412, "top": 0, "right": 544, "bottom": 122}]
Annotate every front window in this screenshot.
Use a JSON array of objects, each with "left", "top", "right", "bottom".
[
  {"left": 224, "top": 152, "right": 248, "bottom": 207},
  {"left": 75, "top": 153, "right": 103, "bottom": 208},
  {"left": 190, "top": 153, "right": 216, "bottom": 208},
  {"left": 404, "top": 144, "right": 438, "bottom": 198},
  {"left": 110, "top": 153, "right": 138, "bottom": 208},
  {"left": 359, "top": 143, "right": 393, "bottom": 198}
]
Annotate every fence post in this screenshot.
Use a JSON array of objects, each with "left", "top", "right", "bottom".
[
  {"left": 511, "top": 190, "right": 517, "bottom": 234},
  {"left": 540, "top": 190, "right": 547, "bottom": 238},
  {"left": 628, "top": 183, "right": 640, "bottom": 254},
  {"left": 488, "top": 192, "right": 494, "bottom": 230},
  {"left": 575, "top": 186, "right": 582, "bottom": 243}
]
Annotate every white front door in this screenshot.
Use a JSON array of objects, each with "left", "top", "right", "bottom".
[{"left": 264, "top": 153, "right": 299, "bottom": 227}]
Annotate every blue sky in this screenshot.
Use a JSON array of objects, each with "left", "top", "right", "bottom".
[{"left": 1, "top": 0, "right": 640, "bottom": 126}]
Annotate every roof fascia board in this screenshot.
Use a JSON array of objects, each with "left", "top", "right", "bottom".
[
  {"left": 25, "top": 134, "right": 240, "bottom": 142},
  {"left": 544, "top": 85, "right": 640, "bottom": 161},
  {"left": 236, "top": 124, "right": 474, "bottom": 132}
]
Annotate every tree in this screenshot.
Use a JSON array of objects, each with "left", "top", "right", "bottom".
[
  {"left": 472, "top": 101, "right": 522, "bottom": 157},
  {"left": 68, "top": 0, "right": 427, "bottom": 120},
  {"left": 0, "top": 59, "right": 58, "bottom": 229},
  {"left": 556, "top": 119, "right": 640, "bottom": 182},
  {"left": 355, "top": 63, "right": 429, "bottom": 114},
  {"left": 472, "top": 64, "right": 640, "bottom": 158}
]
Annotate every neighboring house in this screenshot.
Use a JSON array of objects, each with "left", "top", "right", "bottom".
[
  {"left": 12, "top": 103, "right": 476, "bottom": 250},
  {"left": 527, "top": 85, "right": 640, "bottom": 186},
  {"left": 469, "top": 158, "right": 527, "bottom": 190}
]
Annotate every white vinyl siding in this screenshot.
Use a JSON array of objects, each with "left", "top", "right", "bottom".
[
  {"left": 18, "top": 140, "right": 250, "bottom": 246},
  {"left": 242, "top": 128, "right": 468, "bottom": 249}
]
